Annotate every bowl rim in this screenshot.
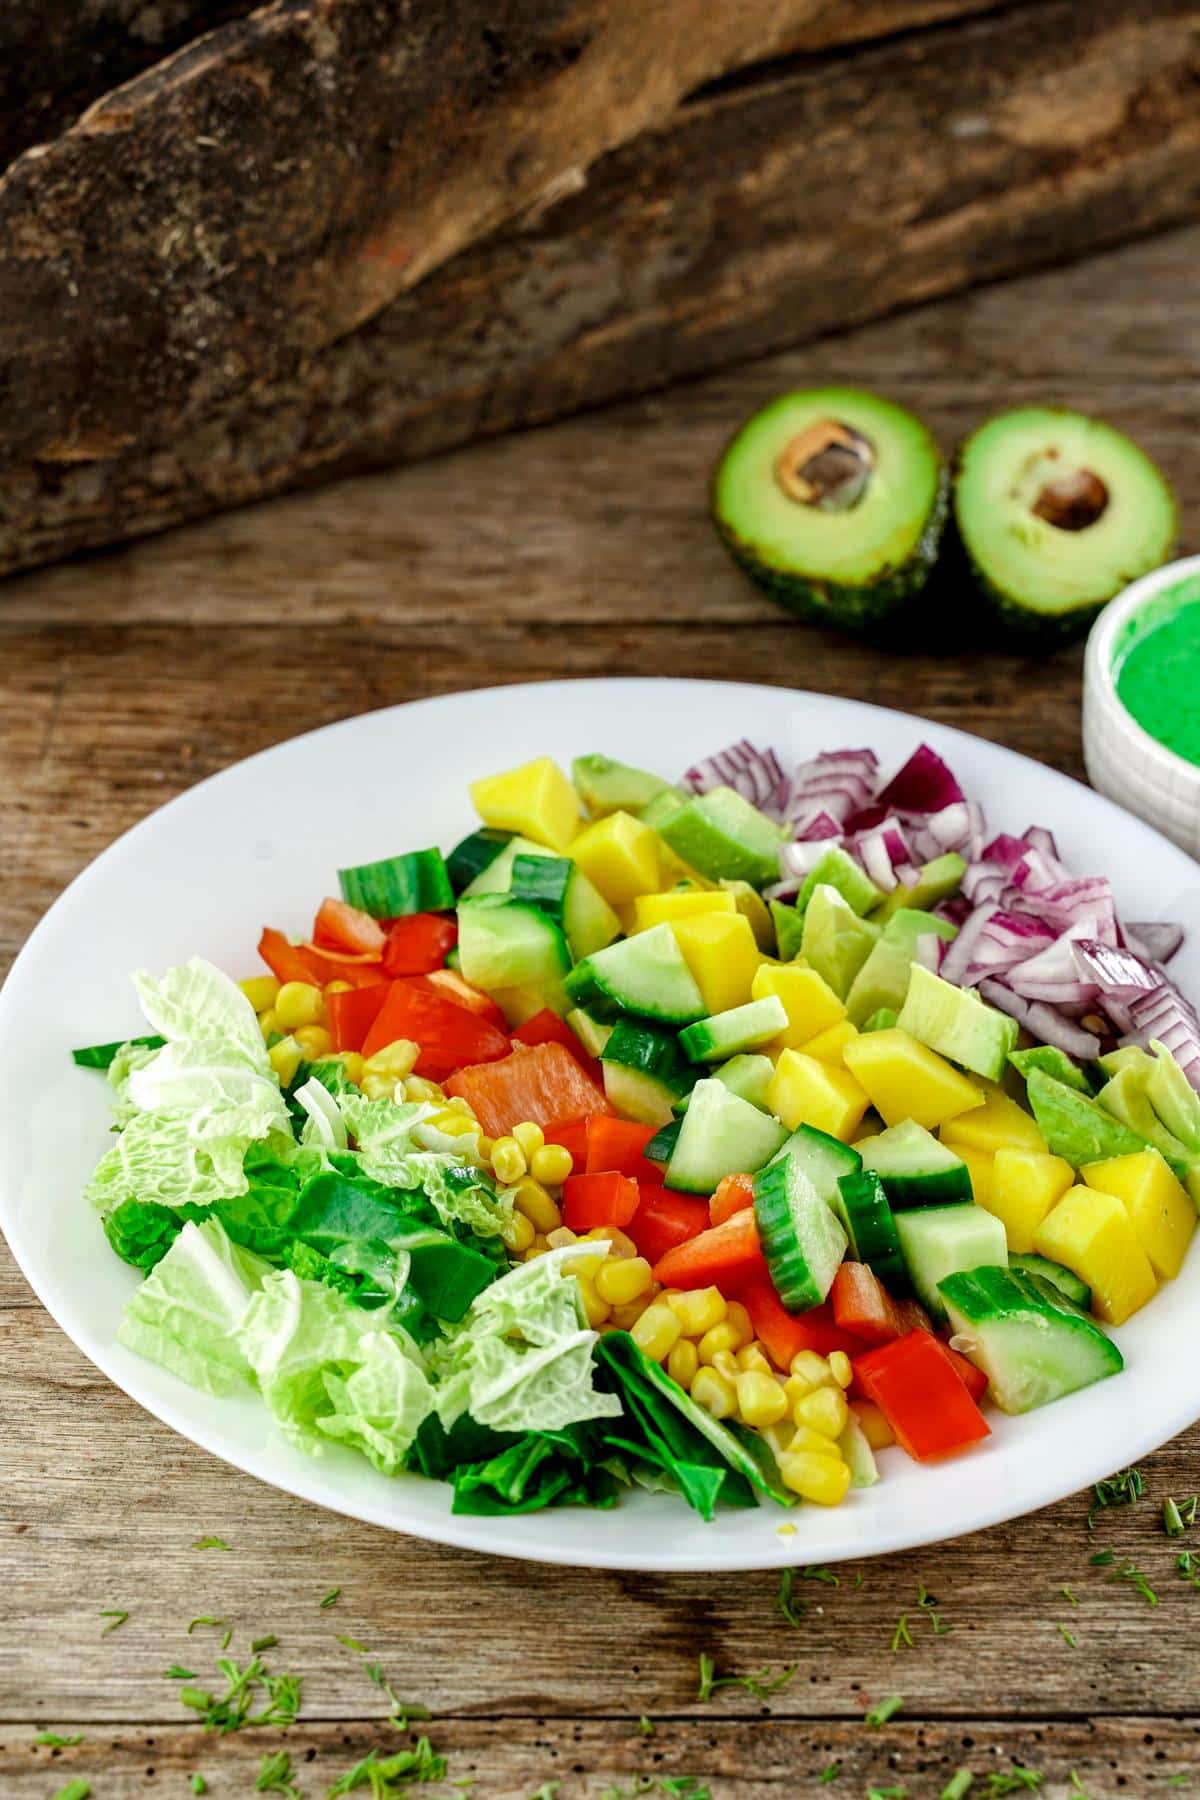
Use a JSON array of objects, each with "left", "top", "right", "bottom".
[{"left": 1085, "top": 552, "right": 1200, "bottom": 786}]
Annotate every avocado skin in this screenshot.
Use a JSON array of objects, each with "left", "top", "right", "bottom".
[{"left": 713, "top": 466, "right": 950, "bottom": 633}]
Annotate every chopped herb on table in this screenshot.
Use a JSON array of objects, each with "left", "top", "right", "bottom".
[
  {"left": 868, "top": 1787, "right": 907, "bottom": 1799},
  {"left": 99, "top": 1608, "right": 128, "bottom": 1636},
  {"left": 818, "top": 1765, "right": 841, "bottom": 1785},
  {"left": 191, "top": 1780, "right": 208, "bottom": 1797},
  {"left": 984, "top": 1767, "right": 1043, "bottom": 1794},
  {"left": 865, "top": 1694, "right": 904, "bottom": 1727},
  {"left": 321, "top": 1587, "right": 342, "bottom": 1608},
  {"left": 638, "top": 1716, "right": 655, "bottom": 1737},
  {"left": 326, "top": 1739, "right": 447, "bottom": 1794},
  {"left": 941, "top": 1772, "right": 974, "bottom": 1799},
  {"left": 252, "top": 1633, "right": 280, "bottom": 1652},
  {"left": 165, "top": 1663, "right": 198, "bottom": 1680},
  {"left": 256, "top": 1748, "right": 303, "bottom": 1796},
  {"left": 696, "top": 1652, "right": 795, "bottom": 1702},
  {"left": 1087, "top": 1468, "right": 1144, "bottom": 1531},
  {"left": 1057, "top": 1623, "right": 1078, "bottom": 1648},
  {"left": 890, "top": 1614, "right": 913, "bottom": 1652},
  {"left": 1061, "top": 1585, "right": 1078, "bottom": 1606},
  {"left": 35, "top": 1731, "right": 84, "bottom": 1746},
  {"left": 776, "top": 1568, "right": 804, "bottom": 1627},
  {"left": 51, "top": 1783, "right": 91, "bottom": 1800},
  {"left": 1163, "top": 1496, "right": 1198, "bottom": 1536},
  {"left": 1111, "top": 1560, "right": 1158, "bottom": 1606},
  {"left": 917, "top": 1582, "right": 951, "bottom": 1635},
  {"left": 188, "top": 1615, "right": 227, "bottom": 1634},
  {"left": 193, "top": 1535, "right": 233, "bottom": 1550}
]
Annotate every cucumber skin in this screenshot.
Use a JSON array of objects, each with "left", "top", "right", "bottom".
[
  {"left": 940, "top": 1266, "right": 1122, "bottom": 1414},
  {"left": 753, "top": 1160, "right": 831, "bottom": 1311},
  {"left": 712, "top": 467, "right": 949, "bottom": 634}
]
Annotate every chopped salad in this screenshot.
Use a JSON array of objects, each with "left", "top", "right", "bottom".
[{"left": 76, "top": 739, "right": 1200, "bottom": 1522}]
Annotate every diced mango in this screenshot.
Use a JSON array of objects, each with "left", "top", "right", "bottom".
[
  {"left": 471, "top": 755, "right": 580, "bottom": 852},
  {"left": 1034, "top": 1184, "right": 1157, "bottom": 1324},
  {"left": 842, "top": 1028, "right": 984, "bottom": 1131},
  {"left": 984, "top": 1147, "right": 1075, "bottom": 1253},
  {"left": 752, "top": 963, "right": 845, "bottom": 1050},
  {"left": 767, "top": 1049, "right": 870, "bottom": 1141},
  {"left": 569, "top": 811, "right": 662, "bottom": 905},
  {"left": 670, "top": 912, "right": 762, "bottom": 1014},
  {"left": 1081, "top": 1149, "right": 1197, "bottom": 1281},
  {"left": 941, "top": 1081, "right": 1046, "bottom": 1156},
  {"left": 801, "top": 1019, "right": 861, "bottom": 1067},
  {"left": 633, "top": 889, "right": 736, "bottom": 931},
  {"left": 955, "top": 1144, "right": 995, "bottom": 1211},
  {"left": 721, "top": 879, "right": 776, "bottom": 952}
]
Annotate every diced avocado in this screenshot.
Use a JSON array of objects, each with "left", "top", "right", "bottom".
[
  {"left": 677, "top": 1052, "right": 775, "bottom": 1115},
  {"left": 801, "top": 883, "right": 880, "bottom": 999},
  {"left": 939, "top": 1266, "right": 1122, "bottom": 1413},
  {"left": 720, "top": 879, "right": 776, "bottom": 952},
  {"left": 845, "top": 935, "right": 925, "bottom": 1027},
  {"left": 653, "top": 786, "right": 784, "bottom": 888},
  {"left": 1009, "top": 1045, "right": 1095, "bottom": 1096},
  {"left": 881, "top": 909, "right": 959, "bottom": 948},
  {"left": 666, "top": 1078, "right": 788, "bottom": 1194},
  {"left": 871, "top": 853, "right": 967, "bottom": 922},
  {"left": 565, "top": 924, "right": 706, "bottom": 1025},
  {"left": 1007, "top": 1252, "right": 1091, "bottom": 1311},
  {"left": 954, "top": 405, "right": 1177, "bottom": 643},
  {"left": 679, "top": 996, "right": 789, "bottom": 1063},
  {"left": 1025, "top": 1070, "right": 1148, "bottom": 1169},
  {"left": 1097, "top": 1064, "right": 1192, "bottom": 1179},
  {"left": 1096, "top": 1046, "right": 1154, "bottom": 1080},
  {"left": 639, "top": 788, "right": 687, "bottom": 832},
  {"left": 862, "top": 1007, "right": 898, "bottom": 1033},
  {"left": 894, "top": 1202, "right": 1007, "bottom": 1320},
  {"left": 456, "top": 896, "right": 571, "bottom": 1013},
  {"left": 463, "top": 835, "right": 621, "bottom": 961},
  {"left": 897, "top": 964, "right": 1019, "bottom": 1083},
  {"left": 796, "top": 847, "right": 883, "bottom": 918},
  {"left": 566, "top": 1007, "right": 613, "bottom": 1060},
  {"left": 571, "top": 753, "right": 681, "bottom": 818},
  {"left": 602, "top": 1018, "right": 696, "bottom": 1127},
  {"left": 710, "top": 386, "right": 948, "bottom": 631},
  {"left": 1147, "top": 1041, "right": 1200, "bottom": 1152},
  {"left": 770, "top": 899, "right": 805, "bottom": 962}
]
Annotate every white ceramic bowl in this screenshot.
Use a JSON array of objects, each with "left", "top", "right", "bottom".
[{"left": 1083, "top": 554, "right": 1200, "bottom": 860}]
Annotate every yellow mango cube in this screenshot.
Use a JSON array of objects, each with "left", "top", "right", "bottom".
[
  {"left": 471, "top": 755, "right": 580, "bottom": 852},
  {"left": 633, "top": 889, "right": 736, "bottom": 931},
  {"left": 721, "top": 879, "right": 775, "bottom": 951},
  {"left": 752, "top": 963, "right": 845, "bottom": 1049},
  {"left": 1081, "top": 1149, "right": 1197, "bottom": 1280},
  {"left": 569, "top": 811, "right": 663, "bottom": 905},
  {"left": 1034, "top": 1184, "right": 1157, "bottom": 1324},
  {"left": 984, "top": 1147, "right": 1075, "bottom": 1253},
  {"left": 767, "top": 1049, "right": 870, "bottom": 1141},
  {"left": 802, "top": 1019, "right": 861, "bottom": 1067},
  {"left": 955, "top": 1144, "right": 995, "bottom": 1211},
  {"left": 670, "top": 912, "right": 762, "bottom": 1014},
  {"left": 941, "top": 1082, "right": 1046, "bottom": 1156},
  {"left": 842, "top": 1028, "right": 984, "bottom": 1130}
]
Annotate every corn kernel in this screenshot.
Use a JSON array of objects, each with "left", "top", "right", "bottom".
[
  {"left": 736, "top": 1370, "right": 789, "bottom": 1428},
  {"left": 794, "top": 1386, "right": 849, "bottom": 1439},
  {"left": 530, "top": 1143, "right": 573, "bottom": 1186},
  {"left": 780, "top": 1452, "right": 852, "bottom": 1505},
  {"left": 323, "top": 978, "right": 354, "bottom": 998},
  {"left": 492, "top": 1137, "right": 528, "bottom": 1185},
  {"left": 690, "top": 1366, "right": 736, "bottom": 1420},
  {"left": 782, "top": 1373, "right": 812, "bottom": 1414},
  {"left": 404, "top": 1073, "right": 443, "bottom": 1102},
  {"left": 631, "top": 1302, "right": 681, "bottom": 1362},
  {"left": 790, "top": 1424, "right": 844, "bottom": 1459},
  {"left": 610, "top": 1297, "right": 653, "bottom": 1331},
  {"left": 828, "top": 1350, "right": 853, "bottom": 1390},
  {"left": 513, "top": 1178, "right": 562, "bottom": 1235},
  {"left": 789, "top": 1350, "right": 834, "bottom": 1389},
  {"left": 586, "top": 1227, "right": 637, "bottom": 1259},
  {"left": 596, "top": 1256, "right": 653, "bottom": 1307},
  {"left": 258, "top": 1009, "right": 280, "bottom": 1040},
  {"left": 760, "top": 1420, "right": 797, "bottom": 1460},
  {"left": 240, "top": 975, "right": 280, "bottom": 1012},
  {"left": 563, "top": 1249, "right": 606, "bottom": 1280},
  {"left": 275, "top": 981, "right": 325, "bottom": 1031},
  {"left": 525, "top": 1233, "right": 552, "bottom": 1260},
  {"left": 430, "top": 1110, "right": 477, "bottom": 1137},
  {"left": 502, "top": 1211, "right": 536, "bottom": 1253},
  {"left": 852, "top": 1401, "right": 895, "bottom": 1450},
  {"left": 360, "top": 1072, "right": 401, "bottom": 1101},
  {"left": 573, "top": 1273, "right": 611, "bottom": 1328},
  {"left": 364, "top": 1039, "right": 420, "bottom": 1079},
  {"left": 725, "top": 1301, "right": 753, "bottom": 1350},
  {"left": 736, "top": 1341, "right": 773, "bottom": 1375},
  {"left": 294, "top": 1024, "right": 334, "bottom": 1060},
  {"left": 477, "top": 1134, "right": 495, "bottom": 1160},
  {"left": 667, "top": 1339, "right": 700, "bottom": 1388},
  {"left": 268, "top": 1036, "right": 303, "bottom": 1085},
  {"left": 513, "top": 1121, "right": 546, "bottom": 1159},
  {"left": 333, "top": 1051, "right": 366, "bottom": 1087},
  {"left": 667, "top": 1286, "right": 727, "bottom": 1338},
  {"left": 697, "top": 1320, "right": 741, "bottom": 1365},
  {"left": 546, "top": 1227, "right": 578, "bottom": 1249},
  {"left": 712, "top": 1349, "right": 740, "bottom": 1383}
]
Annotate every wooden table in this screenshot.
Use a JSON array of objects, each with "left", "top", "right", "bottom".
[{"left": 3, "top": 226, "right": 1199, "bottom": 1800}]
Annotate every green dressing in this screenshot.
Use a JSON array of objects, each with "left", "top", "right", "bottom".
[{"left": 1115, "top": 576, "right": 1200, "bottom": 767}]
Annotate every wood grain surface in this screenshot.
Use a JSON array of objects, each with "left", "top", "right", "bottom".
[{"left": 3, "top": 229, "right": 1200, "bottom": 1797}]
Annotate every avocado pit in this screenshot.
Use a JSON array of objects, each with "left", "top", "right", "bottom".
[
  {"left": 1032, "top": 466, "right": 1109, "bottom": 532},
  {"left": 774, "top": 419, "right": 875, "bottom": 512}
]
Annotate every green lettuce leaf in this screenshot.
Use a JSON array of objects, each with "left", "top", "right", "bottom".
[
  {"left": 428, "top": 1248, "right": 622, "bottom": 1435},
  {"left": 132, "top": 957, "right": 267, "bottom": 1067},
  {"left": 450, "top": 1425, "right": 619, "bottom": 1516},
  {"left": 339, "top": 1092, "right": 512, "bottom": 1241},
  {"left": 117, "top": 1217, "right": 272, "bottom": 1394},
  {"left": 103, "top": 1196, "right": 211, "bottom": 1273}
]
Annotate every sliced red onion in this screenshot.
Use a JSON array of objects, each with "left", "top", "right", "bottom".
[
  {"left": 936, "top": 896, "right": 972, "bottom": 927},
  {"left": 982, "top": 833, "right": 1032, "bottom": 871},
  {"left": 1022, "top": 825, "right": 1061, "bottom": 861},
  {"left": 1125, "top": 921, "right": 1185, "bottom": 966},
  {"left": 775, "top": 838, "right": 838, "bottom": 888},
  {"left": 784, "top": 749, "right": 878, "bottom": 826},
  {"left": 978, "top": 979, "right": 1103, "bottom": 1060},
  {"left": 940, "top": 904, "right": 1000, "bottom": 986},
  {"left": 855, "top": 827, "right": 901, "bottom": 893},
  {"left": 913, "top": 933, "right": 946, "bottom": 972},
  {"left": 875, "top": 743, "right": 965, "bottom": 815},
  {"left": 791, "top": 810, "right": 844, "bottom": 843},
  {"left": 683, "top": 739, "right": 786, "bottom": 814},
  {"left": 1123, "top": 988, "right": 1200, "bottom": 1091}
]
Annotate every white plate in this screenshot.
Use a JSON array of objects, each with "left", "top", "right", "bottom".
[{"left": 2, "top": 678, "right": 1198, "bottom": 1572}]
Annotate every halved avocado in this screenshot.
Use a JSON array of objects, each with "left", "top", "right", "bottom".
[
  {"left": 954, "top": 406, "right": 1176, "bottom": 641},
  {"left": 710, "top": 387, "right": 948, "bottom": 630}
]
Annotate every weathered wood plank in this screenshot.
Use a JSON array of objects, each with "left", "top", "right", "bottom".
[
  {"left": 4, "top": 0, "right": 1199, "bottom": 577},
  {"left": 4, "top": 1715, "right": 1200, "bottom": 1797}
]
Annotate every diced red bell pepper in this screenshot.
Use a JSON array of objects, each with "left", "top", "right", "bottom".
[
  {"left": 421, "top": 968, "right": 508, "bottom": 1030},
  {"left": 652, "top": 1209, "right": 767, "bottom": 1292},
  {"left": 295, "top": 943, "right": 389, "bottom": 988},
  {"left": 831, "top": 1262, "right": 933, "bottom": 1346},
  {"left": 940, "top": 1340, "right": 989, "bottom": 1404},
  {"left": 625, "top": 1184, "right": 710, "bottom": 1266},
  {"left": 259, "top": 926, "right": 325, "bottom": 987},
  {"left": 543, "top": 1116, "right": 590, "bottom": 1167},
  {"left": 585, "top": 1116, "right": 661, "bottom": 1182},
  {"left": 853, "top": 1330, "right": 991, "bottom": 1461},
  {"left": 326, "top": 983, "right": 391, "bottom": 1054},
  {"left": 381, "top": 913, "right": 458, "bottom": 977},
  {"left": 561, "top": 1171, "right": 640, "bottom": 1232},
  {"left": 709, "top": 1171, "right": 756, "bottom": 1227},
  {"left": 513, "top": 1009, "right": 604, "bottom": 1085},
  {"left": 361, "top": 978, "right": 510, "bottom": 1078},
  {"left": 736, "top": 1274, "right": 865, "bottom": 1368},
  {"left": 313, "top": 897, "right": 387, "bottom": 956},
  {"left": 444, "top": 1042, "right": 611, "bottom": 1138}
]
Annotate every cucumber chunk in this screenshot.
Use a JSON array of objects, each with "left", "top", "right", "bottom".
[
  {"left": 456, "top": 896, "right": 570, "bottom": 1010},
  {"left": 676, "top": 1054, "right": 775, "bottom": 1115},
  {"left": 857, "top": 1118, "right": 972, "bottom": 1207},
  {"left": 602, "top": 1018, "right": 696, "bottom": 1126},
  {"left": 566, "top": 1007, "right": 613, "bottom": 1059},
  {"left": 1007, "top": 1252, "right": 1091, "bottom": 1311},
  {"left": 940, "top": 1265, "right": 1122, "bottom": 1413},
  {"left": 833, "top": 1170, "right": 907, "bottom": 1292},
  {"left": 679, "top": 996, "right": 788, "bottom": 1063},
  {"left": 894, "top": 1203, "right": 1007, "bottom": 1320},
  {"left": 339, "top": 847, "right": 454, "bottom": 918},
  {"left": 464, "top": 835, "right": 620, "bottom": 961},
  {"left": 566, "top": 924, "right": 706, "bottom": 1025},
  {"left": 666, "top": 1078, "right": 788, "bottom": 1195},
  {"left": 644, "top": 1118, "right": 683, "bottom": 1166},
  {"left": 769, "top": 1121, "right": 861, "bottom": 1197},
  {"left": 897, "top": 963, "right": 1018, "bottom": 1083},
  {"left": 753, "top": 1154, "right": 848, "bottom": 1310},
  {"left": 446, "top": 827, "right": 512, "bottom": 894}
]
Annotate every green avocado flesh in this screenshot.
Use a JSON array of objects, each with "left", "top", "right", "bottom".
[
  {"left": 711, "top": 387, "right": 947, "bottom": 630},
  {"left": 954, "top": 406, "right": 1176, "bottom": 640}
]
